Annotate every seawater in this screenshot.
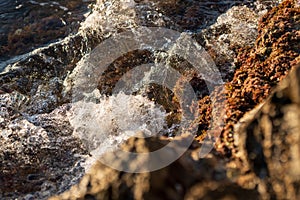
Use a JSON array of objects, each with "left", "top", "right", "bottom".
[{"left": 0, "top": 0, "right": 91, "bottom": 62}]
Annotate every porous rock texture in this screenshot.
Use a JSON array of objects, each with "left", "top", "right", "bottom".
[
  {"left": 197, "top": 0, "right": 300, "bottom": 157},
  {"left": 1, "top": 0, "right": 269, "bottom": 198},
  {"left": 50, "top": 1, "right": 300, "bottom": 199},
  {"left": 51, "top": 60, "right": 300, "bottom": 200},
  {"left": 1, "top": 0, "right": 299, "bottom": 199},
  {"left": 235, "top": 65, "right": 300, "bottom": 200}
]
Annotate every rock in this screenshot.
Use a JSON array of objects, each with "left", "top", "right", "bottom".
[
  {"left": 235, "top": 64, "right": 300, "bottom": 199},
  {"left": 0, "top": 0, "right": 279, "bottom": 115},
  {"left": 141, "top": 0, "right": 280, "bottom": 31},
  {"left": 196, "top": 0, "right": 300, "bottom": 156},
  {"left": 0, "top": 0, "right": 291, "bottom": 199},
  {"left": 0, "top": 97, "right": 87, "bottom": 199},
  {"left": 197, "top": 5, "right": 263, "bottom": 81},
  {"left": 195, "top": 0, "right": 282, "bottom": 81},
  {"left": 221, "top": 0, "right": 300, "bottom": 154},
  {"left": 50, "top": 135, "right": 259, "bottom": 200},
  {"left": 50, "top": 63, "right": 300, "bottom": 200}
]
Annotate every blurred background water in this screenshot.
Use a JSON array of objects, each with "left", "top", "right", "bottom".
[
  {"left": 0, "top": 0, "right": 92, "bottom": 63},
  {"left": 0, "top": 0, "right": 278, "bottom": 66}
]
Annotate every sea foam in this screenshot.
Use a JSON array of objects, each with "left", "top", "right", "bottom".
[{"left": 68, "top": 91, "right": 167, "bottom": 169}]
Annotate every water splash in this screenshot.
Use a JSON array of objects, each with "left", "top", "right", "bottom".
[{"left": 68, "top": 91, "right": 166, "bottom": 160}]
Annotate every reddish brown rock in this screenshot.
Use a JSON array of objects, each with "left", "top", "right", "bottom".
[
  {"left": 196, "top": 0, "right": 300, "bottom": 156},
  {"left": 0, "top": 0, "right": 295, "bottom": 199},
  {"left": 235, "top": 64, "right": 300, "bottom": 199},
  {"left": 50, "top": 64, "right": 300, "bottom": 200}
]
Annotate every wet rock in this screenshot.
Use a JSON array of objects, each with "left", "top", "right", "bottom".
[
  {"left": 140, "top": 0, "right": 279, "bottom": 31},
  {"left": 0, "top": 0, "right": 290, "bottom": 199},
  {"left": 235, "top": 64, "right": 300, "bottom": 199},
  {"left": 196, "top": 5, "right": 262, "bottom": 81},
  {"left": 51, "top": 61, "right": 300, "bottom": 200},
  {"left": 193, "top": 0, "right": 281, "bottom": 81},
  {"left": 0, "top": 97, "right": 87, "bottom": 199},
  {"left": 0, "top": 0, "right": 280, "bottom": 116}
]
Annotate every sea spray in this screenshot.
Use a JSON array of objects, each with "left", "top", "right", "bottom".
[{"left": 68, "top": 91, "right": 167, "bottom": 169}]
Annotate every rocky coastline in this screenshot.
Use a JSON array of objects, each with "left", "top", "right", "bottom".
[{"left": 1, "top": 0, "right": 300, "bottom": 199}]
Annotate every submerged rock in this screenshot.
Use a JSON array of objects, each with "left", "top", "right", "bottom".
[{"left": 0, "top": 0, "right": 92, "bottom": 62}]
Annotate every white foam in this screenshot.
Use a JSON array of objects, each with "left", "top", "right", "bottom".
[
  {"left": 68, "top": 91, "right": 166, "bottom": 169},
  {"left": 80, "top": 0, "right": 137, "bottom": 34}
]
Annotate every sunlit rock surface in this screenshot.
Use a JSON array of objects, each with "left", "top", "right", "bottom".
[
  {"left": 235, "top": 65, "right": 300, "bottom": 199},
  {"left": 1, "top": 0, "right": 296, "bottom": 199},
  {"left": 52, "top": 63, "right": 300, "bottom": 200},
  {"left": 50, "top": 135, "right": 259, "bottom": 200},
  {"left": 197, "top": 5, "right": 262, "bottom": 81},
  {"left": 196, "top": 0, "right": 300, "bottom": 156},
  {"left": 52, "top": 55, "right": 300, "bottom": 200}
]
